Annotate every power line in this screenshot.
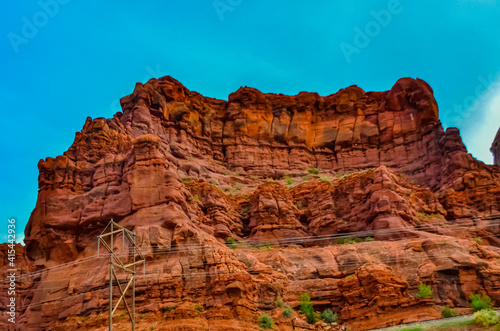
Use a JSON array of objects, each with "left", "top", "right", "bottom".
[
  {"left": 10, "top": 226, "right": 499, "bottom": 291},
  {"left": 12, "top": 244, "right": 497, "bottom": 312},
  {"left": 6, "top": 215, "right": 500, "bottom": 282},
  {"left": 10, "top": 217, "right": 500, "bottom": 314}
]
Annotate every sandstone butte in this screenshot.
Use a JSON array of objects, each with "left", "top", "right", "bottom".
[
  {"left": 492, "top": 127, "right": 500, "bottom": 166},
  {"left": 1, "top": 76, "right": 500, "bottom": 331}
]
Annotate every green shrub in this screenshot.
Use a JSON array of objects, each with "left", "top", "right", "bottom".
[
  {"left": 364, "top": 237, "right": 374, "bottom": 242},
  {"left": 274, "top": 298, "right": 284, "bottom": 308},
  {"left": 300, "top": 293, "right": 311, "bottom": 304},
  {"left": 300, "top": 293, "right": 316, "bottom": 324},
  {"left": 250, "top": 175, "right": 259, "bottom": 180},
  {"left": 194, "top": 304, "right": 203, "bottom": 312},
  {"left": 163, "top": 305, "right": 176, "bottom": 312},
  {"left": 282, "top": 305, "right": 293, "bottom": 318},
  {"left": 308, "top": 168, "right": 320, "bottom": 175},
  {"left": 441, "top": 305, "right": 459, "bottom": 318},
  {"left": 319, "top": 176, "right": 331, "bottom": 182},
  {"left": 234, "top": 182, "right": 244, "bottom": 191},
  {"left": 344, "top": 237, "right": 363, "bottom": 245},
  {"left": 415, "top": 283, "right": 433, "bottom": 298},
  {"left": 417, "top": 212, "right": 430, "bottom": 220},
  {"left": 284, "top": 176, "right": 294, "bottom": 187},
  {"left": 474, "top": 237, "right": 483, "bottom": 244},
  {"left": 304, "top": 308, "right": 316, "bottom": 324},
  {"left": 336, "top": 238, "right": 345, "bottom": 245},
  {"left": 256, "top": 242, "right": 273, "bottom": 251},
  {"left": 321, "top": 309, "right": 336, "bottom": 324},
  {"left": 227, "top": 237, "right": 238, "bottom": 249},
  {"left": 118, "top": 312, "right": 126, "bottom": 317},
  {"left": 474, "top": 309, "right": 499, "bottom": 327},
  {"left": 335, "top": 171, "right": 347, "bottom": 179},
  {"left": 182, "top": 177, "right": 195, "bottom": 184},
  {"left": 258, "top": 313, "right": 274, "bottom": 329},
  {"left": 79, "top": 316, "right": 86, "bottom": 323},
  {"left": 437, "top": 320, "right": 473, "bottom": 329},
  {"left": 470, "top": 293, "right": 493, "bottom": 312}
]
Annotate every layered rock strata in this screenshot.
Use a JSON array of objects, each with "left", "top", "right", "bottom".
[
  {"left": 492, "top": 127, "right": 500, "bottom": 166},
  {"left": 1, "top": 76, "right": 500, "bottom": 330}
]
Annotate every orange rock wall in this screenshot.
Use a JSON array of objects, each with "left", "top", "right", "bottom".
[{"left": 2, "top": 77, "right": 500, "bottom": 330}]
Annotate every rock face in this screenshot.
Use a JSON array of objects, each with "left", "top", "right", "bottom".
[
  {"left": 492, "top": 127, "right": 500, "bottom": 166},
  {"left": 2, "top": 76, "right": 500, "bottom": 331}
]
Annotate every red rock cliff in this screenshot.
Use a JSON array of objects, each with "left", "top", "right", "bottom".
[
  {"left": 492, "top": 127, "right": 500, "bottom": 166},
  {"left": 3, "top": 77, "right": 500, "bottom": 331}
]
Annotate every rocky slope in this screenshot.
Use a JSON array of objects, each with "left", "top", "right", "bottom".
[{"left": 1, "top": 76, "right": 500, "bottom": 330}]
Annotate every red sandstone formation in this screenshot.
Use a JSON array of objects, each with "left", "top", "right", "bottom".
[
  {"left": 1, "top": 76, "right": 500, "bottom": 330},
  {"left": 492, "top": 127, "right": 500, "bottom": 166}
]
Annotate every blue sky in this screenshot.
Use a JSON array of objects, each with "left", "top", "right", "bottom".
[{"left": 1, "top": 0, "right": 499, "bottom": 244}]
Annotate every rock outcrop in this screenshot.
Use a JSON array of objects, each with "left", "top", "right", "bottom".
[
  {"left": 492, "top": 127, "right": 500, "bottom": 166},
  {"left": 1, "top": 76, "right": 500, "bottom": 330}
]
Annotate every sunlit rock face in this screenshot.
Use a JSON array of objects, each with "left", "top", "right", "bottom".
[
  {"left": 3, "top": 77, "right": 500, "bottom": 331},
  {"left": 492, "top": 127, "right": 500, "bottom": 165}
]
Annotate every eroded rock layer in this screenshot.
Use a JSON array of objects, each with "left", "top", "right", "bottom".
[
  {"left": 492, "top": 127, "right": 500, "bottom": 166},
  {"left": 1, "top": 77, "right": 500, "bottom": 331}
]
